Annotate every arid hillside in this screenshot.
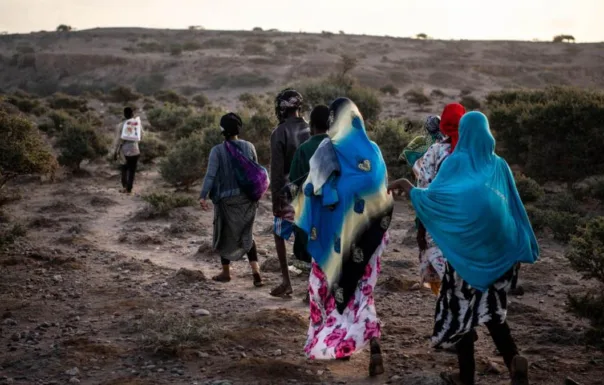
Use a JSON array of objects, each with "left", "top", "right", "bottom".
[{"left": 1, "top": 28, "right": 604, "bottom": 118}]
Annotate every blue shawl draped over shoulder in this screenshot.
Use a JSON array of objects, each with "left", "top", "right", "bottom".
[
  {"left": 410, "top": 111, "right": 539, "bottom": 292},
  {"left": 295, "top": 98, "right": 393, "bottom": 311}
]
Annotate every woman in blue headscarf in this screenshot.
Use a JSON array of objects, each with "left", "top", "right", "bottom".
[
  {"left": 295, "top": 98, "right": 394, "bottom": 377},
  {"left": 389, "top": 112, "right": 538, "bottom": 385}
]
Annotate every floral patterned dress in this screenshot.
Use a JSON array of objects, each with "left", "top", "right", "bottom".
[
  {"left": 416, "top": 141, "right": 451, "bottom": 289},
  {"left": 304, "top": 235, "right": 388, "bottom": 360}
]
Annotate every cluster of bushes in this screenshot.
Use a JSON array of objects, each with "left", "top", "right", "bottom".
[
  {"left": 0, "top": 108, "right": 57, "bottom": 188},
  {"left": 487, "top": 87, "right": 604, "bottom": 182},
  {"left": 566, "top": 217, "right": 604, "bottom": 347}
]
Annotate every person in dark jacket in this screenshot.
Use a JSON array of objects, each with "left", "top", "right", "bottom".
[
  {"left": 269, "top": 88, "right": 311, "bottom": 297},
  {"left": 290, "top": 104, "right": 330, "bottom": 302}
]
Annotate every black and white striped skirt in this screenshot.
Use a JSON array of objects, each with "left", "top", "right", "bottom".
[{"left": 432, "top": 262, "right": 519, "bottom": 348}]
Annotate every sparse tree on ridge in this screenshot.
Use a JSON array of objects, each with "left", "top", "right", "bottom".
[{"left": 56, "top": 24, "right": 72, "bottom": 32}]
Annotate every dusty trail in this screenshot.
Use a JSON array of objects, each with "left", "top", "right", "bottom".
[{"left": 1, "top": 166, "right": 603, "bottom": 385}]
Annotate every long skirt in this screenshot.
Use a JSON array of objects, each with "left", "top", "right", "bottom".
[
  {"left": 419, "top": 232, "right": 447, "bottom": 294},
  {"left": 432, "top": 262, "right": 519, "bottom": 348},
  {"left": 212, "top": 195, "right": 258, "bottom": 261},
  {"left": 304, "top": 235, "right": 388, "bottom": 360}
]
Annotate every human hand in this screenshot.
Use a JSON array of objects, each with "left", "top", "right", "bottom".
[
  {"left": 387, "top": 179, "right": 413, "bottom": 197},
  {"left": 199, "top": 199, "right": 210, "bottom": 211}
]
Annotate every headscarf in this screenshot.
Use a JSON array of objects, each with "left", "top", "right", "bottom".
[
  {"left": 410, "top": 112, "right": 539, "bottom": 291},
  {"left": 220, "top": 112, "right": 242, "bottom": 137},
  {"left": 399, "top": 115, "right": 442, "bottom": 166},
  {"left": 275, "top": 88, "right": 303, "bottom": 123},
  {"left": 424, "top": 115, "right": 443, "bottom": 141},
  {"left": 295, "top": 98, "right": 394, "bottom": 313},
  {"left": 439, "top": 103, "right": 466, "bottom": 152}
]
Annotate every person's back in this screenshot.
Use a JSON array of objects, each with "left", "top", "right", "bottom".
[
  {"left": 204, "top": 139, "right": 257, "bottom": 202},
  {"left": 290, "top": 105, "right": 330, "bottom": 188},
  {"left": 270, "top": 116, "right": 310, "bottom": 208}
]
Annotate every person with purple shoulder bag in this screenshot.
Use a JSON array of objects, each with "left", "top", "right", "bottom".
[{"left": 199, "top": 113, "right": 268, "bottom": 287}]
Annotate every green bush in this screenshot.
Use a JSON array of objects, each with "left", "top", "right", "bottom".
[
  {"left": 56, "top": 123, "right": 109, "bottom": 171},
  {"left": 243, "top": 113, "right": 275, "bottom": 165},
  {"left": 0, "top": 110, "right": 58, "bottom": 188},
  {"left": 159, "top": 134, "right": 207, "bottom": 188},
  {"left": 486, "top": 87, "right": 604, "bottom": 182},
  {"left": 460, "top": 95, "right": 482, "bottom": 110},
  {"left": 135, "top": 73, "right": 167, "bottom": 95},
  {"left": 566, "top": 216, "right": 604, "bottom": 347},
  {"left": 6, "top": 92, "right": 43, "bottom": 114},
  {"left": 192, "top": 93, "right": 209, "bottom": 108},
  {"left": 380, "top": 84, "right": 399, "bottom": 96},
  {"left": 515, "top": 174, "right": 544, "bottom": 203},
  {"left": 182, "top": 40, "right": 202, "bottom": 51},
  {"left": 139, "top": 133, "right": 168, "bottom": 164},
  {"left": 175, "top": 109, "right": 223, "bottom": 140},
  {"left": 299, "top": 75, "right": 382, "bottom": 123},
  {"left": 170, "top": 44, "right": 183, "bottom": 56},
  {"left": 0, "top": 223, "right": 27, "bottom": 247},
  {"left": 48, "top": 93, "right": 88, "bottom": 112},
  {"left": 147, "top": 104, "right": 192, "bottom": 132},
  {"left": 369, "top": 119, "right": 415, "bottom": 180},
  {"left": 155, "top": 90, "right": 189, "bottom": 106},
  {"left": 404, "top": 88, "right": 431, "bottom": 107},
  {"left": 141, "top": 192, "right": 196, "bottom": 216},
  {"left": 108, "top": 86, "right": 141, "bottom": 103},
  {"left": 38, "top": 110, "right": 77, "bottom": 134},
  {"left": 526, "top": 206, "right": 581, "bottom": 242}
]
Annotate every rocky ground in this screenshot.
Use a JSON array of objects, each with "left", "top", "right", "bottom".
[{"left": 1, "top": 164, "right": 603, "bottom": 385}]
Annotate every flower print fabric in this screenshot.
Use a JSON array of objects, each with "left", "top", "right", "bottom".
[{"left": 304, "top": 235, "right": 387, "bottom": 359}]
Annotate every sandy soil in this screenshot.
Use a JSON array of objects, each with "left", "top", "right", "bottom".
[{"left": 0, "top": 163, "right": 603, "bottom": 385}]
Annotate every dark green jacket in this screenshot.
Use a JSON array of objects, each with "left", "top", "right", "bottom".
[{"left": 289, "top": 134, "right": 329, "bottom": 188}]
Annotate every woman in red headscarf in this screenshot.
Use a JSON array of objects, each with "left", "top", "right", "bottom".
[{"left": 390, "top": 103, "right": 466, "bottom": 295}]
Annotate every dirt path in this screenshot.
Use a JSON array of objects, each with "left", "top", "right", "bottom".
[{"left": 1, "top": 167, "right": 603, "bottom": 385}]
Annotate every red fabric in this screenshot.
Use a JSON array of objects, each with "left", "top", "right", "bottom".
[{"left": 439, "top": 103, "right": 466, "bottom": 152}]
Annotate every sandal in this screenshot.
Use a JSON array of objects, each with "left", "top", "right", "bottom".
[
  {"left": 368, "top": 339, "right": 384, "bottom": 377},
  {"left": 212, "top": 273, "right": 231, "bottom": 283},
  {"left": 253, "top": 273, "right": 264, "bottom": 287},
  {"left": 270, "top": 282, "right": 293, "bottom": 297}
]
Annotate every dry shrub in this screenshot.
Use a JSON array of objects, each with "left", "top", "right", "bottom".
[
  {"left": 154, "top": 89, "right": 189, "bottom": 106},
  {"left": 380, "top": 84, "right": 399, "bottom": 96},
  {"left": 404, "top": 88, "right": 431, "bottom": 107},
  {"left": 48, "top": 93, "right": 89, "bottom": 112},
  {"left": 108, "top": 86, "right": 141, "bottom": 103},
  {"left": 140, "top": 193, "right": 196, "bottom": 217},
  {"left": 132, "top": 310, "right": 222, "bottom": 356},
  {"left": 0, "top": 223, "right": 26, "bottom": 247},
  {"left": 135, "top": 73, "right": 166, "bottom": 95},
  {"left": 138, "top": 133, "right": 168, "bottom": 164},
  {"left": 460, "top": 95, "right": 482, "bottom": 110},
  {"left": 192, "top": 93, "right": 209, "bottom": 108},
  {"left": 0, "top": 109, "right": 57, "bottom": 188},
  {"left": 147, "top": 104, "right": 192, "bottom": 132}
]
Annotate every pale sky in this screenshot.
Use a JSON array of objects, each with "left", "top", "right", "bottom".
[{"left": 0, "top": 0, "right": 602, "bottom": 42}]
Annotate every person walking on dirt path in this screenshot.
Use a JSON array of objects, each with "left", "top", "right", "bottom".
[
  {"left": 413, "top": 105, "right": 465, "bottom": 296},
  {"left": 113, "top": 107, "right": 142, "bottom": 194},
  {"left": 269, "top": 88, "right": 310, "bottom": 297},
  {"left": 389, "top": 111, "right": 538, "bottom": 385},
  {"left": 290, "top": 104, "right": 330, "bottom": 303},
  {"left": 199, "top": 113, "right": 263, "bottom": 287},
  {"left": 295, "top": 98, "right": 393, "bottom": 376}
]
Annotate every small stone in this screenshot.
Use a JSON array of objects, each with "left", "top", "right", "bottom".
[
  {"left": 52, "top": 275, "right": 63, "bottom": 283},
  {"left": 2, "top": 318, "right": 17, "bottom": 326},
  {"left": 487, "top": 361, "right": 505, "bottom": 374},
  {"left": 317, "top": 370, "right": 324, "bottom": 376},
  {"left": 240, "top": 352, "right": 247, "bottom": 358},
  {"left": 65, "top": 367, "right": 80, "bottom": 376},
  {"left": 390, "top": 375, "right": 401, "bottom": 381},
  {"left": 261, "top": 257, "right": 281, "bottom": 273},
  {"left": 69, "top": 378, "right": 80, "bottom": 384},
  {"left": 196, "top": 351, "right": 209, "bottom": 358},
  {"left": 194, "top": 309, "right": 210, "bottom": 317},
  {"left": 273, "top": 349, "right": 283, "bottom": 356}
]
